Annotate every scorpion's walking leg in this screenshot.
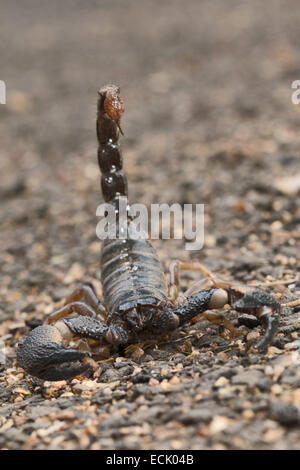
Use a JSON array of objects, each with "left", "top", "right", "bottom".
[
  {"left": 169, "top": 260, "right": 229, "bottom": 297},
  {"left": 168, "top": 261, "right": 213, "bottom": 300},
  {"left": 63, "top": 284, "right": 102, "bottom": 311},
  {"left": 169, "top": 260, "right": 280, "bottom": 348},
  {"left": 168, "top": 261, "right": 240, "bottom": 336},
  {"left": 168, "top": 261, "right": 181, "bottom": 302},
  {"left": 47, "top": 284, "right": 106, "bottom": 324},
  {"left": 168, "top": 261, "right": 215, "bottom": 300},
  {"left": 199, "top": 312, "right": 242, "bottom": 338}
]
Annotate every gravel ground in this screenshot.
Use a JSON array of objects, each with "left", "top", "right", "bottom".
[{"left": 0, "top": 0, "right": 300, "bottom": 450}]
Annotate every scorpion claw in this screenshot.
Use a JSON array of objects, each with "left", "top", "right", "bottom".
[
  {"left": 253, "top": 313, "right": 279, "bottom": 350},
  {"left": 34, "top": 363, "right": 91, "bottom": 381},
  {"left": 231, "top": 288, "right": 280, "bottom": 311},
  {"left": 17, "top": 324, "right": 91, "bottom": 381},
  {"left": 230, "top": 287, "right": 281, "bottom": 349}
]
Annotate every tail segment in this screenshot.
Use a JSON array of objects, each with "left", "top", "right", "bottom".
[
  {"left": 97, "top": 84, "right": 127, "bottom": 203},
  {"left": 97, "top": 85, "right": 168, "bottom": 313}
]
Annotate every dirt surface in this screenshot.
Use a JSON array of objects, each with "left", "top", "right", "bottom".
[{"left": 0, "top": 0, "right": 300, "bottom": 450}]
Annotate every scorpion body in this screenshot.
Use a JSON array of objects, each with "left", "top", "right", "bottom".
[
  {"left": 17, "top": 85, "right": 283, "bottom": 381},
  {"left": 98, "top": 85, "right": 174, "bottom": 340},
  {"left": 98, "top": 85, "right": 168, "bottom": 316}
]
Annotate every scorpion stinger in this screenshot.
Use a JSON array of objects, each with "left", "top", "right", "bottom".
[{"left": 17, "top": 85, "right": 288, "bottom": 381}]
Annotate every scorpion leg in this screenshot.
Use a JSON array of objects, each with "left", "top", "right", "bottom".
[
  {"left": 184, "top": 278, "right": 216, "bottom": 297},
  {"left": 47, "top": 285, "right": 128, "bottom": 347},
  {"left": 200, "top": 311, "right": 242, "bottom": 338},
  {"left": 47, "top": 284, "right": 106, "bottom": 324},
  {"left": 64, "top": 284, "right": 106, "bottom": 316},
  {"left": 168, "top": 261, "right": 238, "bottom": 336},
  {"left": 168, "top": 261, "right": 181, "bottom": 301},
  {"left": 47, "top": 302, "right": 99, "bottom": 324},
  {"left": 168, "top": 260, "right": 226, "bottom": 301}
]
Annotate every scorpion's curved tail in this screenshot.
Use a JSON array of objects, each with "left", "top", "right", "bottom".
[
  {"left": 96, "top": 85, "right": 168, "bottom": 314},
  {"left": 97, "top": 84, "right": 127, "bottom": 204}
]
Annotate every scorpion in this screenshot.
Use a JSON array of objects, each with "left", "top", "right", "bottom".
[{"left": 17, "top": 84, "right": 285, "bottom": 381}]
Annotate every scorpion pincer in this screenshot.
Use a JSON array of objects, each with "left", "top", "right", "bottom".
[{"left": 17, "top": 84, "right": 282, "bottom": 381}]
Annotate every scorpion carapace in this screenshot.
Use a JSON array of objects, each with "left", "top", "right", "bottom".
[{"left": 17, "top": 84, "right": 282, "bottom": 381}]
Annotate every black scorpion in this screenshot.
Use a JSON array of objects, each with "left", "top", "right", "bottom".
[{"left": 17, "top": 84, "right": 283, "bottom": 381}]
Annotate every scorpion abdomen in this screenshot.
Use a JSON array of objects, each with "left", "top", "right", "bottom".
[{"left": 101, "top": 236, "right": 168, "bottom": 313}]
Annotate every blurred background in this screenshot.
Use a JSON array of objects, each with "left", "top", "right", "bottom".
[
  {"left": 1, "top": 0, "right": 299, "bottom": 306},
  {"left": 0, "top": 0, "right": 300, "bottom": 451}
]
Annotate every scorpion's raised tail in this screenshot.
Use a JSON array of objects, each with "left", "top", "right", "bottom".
[{"left": 97, "top": 84, "right": 127, "bottom": 204}]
